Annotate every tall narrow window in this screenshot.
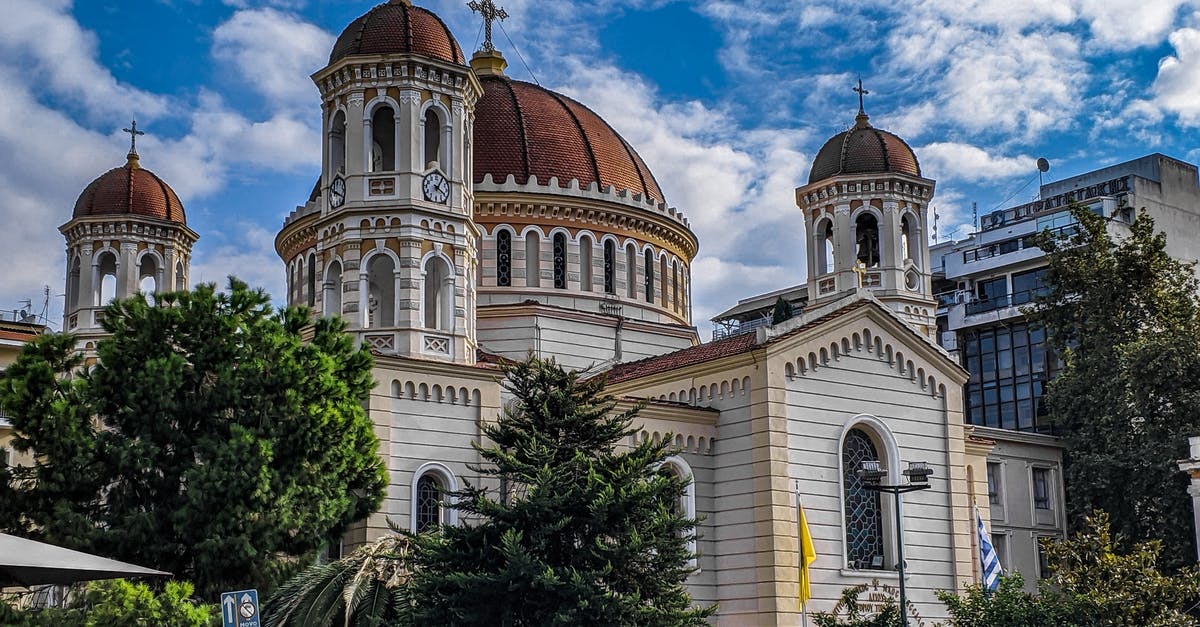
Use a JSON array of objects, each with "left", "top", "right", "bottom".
[
  {"left": 496, "top": 230, "right": 512, "bottom": 287},
  {"left": 424, "top": 257, "right": 451, "bottom": 330},
  {"left": 644, "top": 249, "right": 655, "bottom": 302},
  {"left": 987, "top": 462, "right": 1001, "bottom": 504},
  {"left": 96, "top": 251, "right": 118, "bottom": 305},
  {"left": 579, "top": 236, "right": 593, "bottom": 292},
  {"left": 659, "top": 256, "right": 668, "bottom": 306},
  {"left": 366, "top": 254, "right": 396, "bottom": 328},
  {"left": 1032, "top": 468, "right": 1050, "bottom": 510},
  {"left": 306, "top": 252, "right": 316, "bottom": 307},
  {"left": 138, "top": 255, "right": 158, "bottom": 299},
  {"left": 370, "top": 105, "right": 396, "bottom": 172},
  {"left": 330, "top": 110, "right": 346, "bottom": 174},
  {"left": 66, "top": 256, "right": 80, "bottom": 312},
  {"left": 175, "top": 261, "right": 185, "bottom": 291},
  {"left": 424, "top": 108, "right": 441, "bottom": 168},
  {"left": 325, "top": 260, "right": 343, "bottom": 317},
  {"left": 626, "top": 244, "right": 637, "bottom": 298},
  {"left": 842, "top": 428, "right": 885, "bottom": 569},
  {"left": 525, "top": 232, "right": 540, "bottom": 287},
  {"left": 672, "top": 261, "right": 680, "bottom": 312},
  {"left": 855, "top": 213, "right": 881, "bottom": 268},
  {"left": 603, "top": 240, "right": 615, "bottom": 294},
  {"left": 818, "top": 219, "right": 835, "bottom": 274},
  {"left": 415, "top": 474, "right": 443, "bottom": 533},
  {"left": 901, "top": 213, "right": 921, "bottom": 264},
  {"left": 553, "top": 233, "right": 567, "bottom": 289}
]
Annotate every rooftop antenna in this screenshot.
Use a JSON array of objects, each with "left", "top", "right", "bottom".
[{"left": 1037, "top": 158, "right": 1050, "bottom": 200}]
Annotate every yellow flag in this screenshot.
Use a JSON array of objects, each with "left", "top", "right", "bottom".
[{"left": 798, "top": 496, "right": 817, "bottom": 604}]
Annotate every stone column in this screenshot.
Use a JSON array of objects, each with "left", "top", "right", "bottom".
[{"left": 1176, "top": 435, "right": 1200, "bottom": 563}]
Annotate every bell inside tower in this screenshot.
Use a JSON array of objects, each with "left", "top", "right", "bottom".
[{"left": 855, "top": 213, "right": 880, "bottom": 268}]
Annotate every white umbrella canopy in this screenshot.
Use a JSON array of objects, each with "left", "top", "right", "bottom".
[{"left": 0, "top": 533, "right": 170, "bottom": 587}]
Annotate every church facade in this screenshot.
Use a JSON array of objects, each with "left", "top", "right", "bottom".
[{"left": 57, "top": 1, "right": 993, "bottom": 623}]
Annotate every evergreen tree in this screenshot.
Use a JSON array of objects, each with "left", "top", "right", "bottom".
[
  {"left": 0, "top": 279, "right": 387, "bottom": 598},
  {"left": 1028, "top": 205, "right": 1200, "bottom": 567},
  {"left": 772, "top": 296, "right": 795, "bottom": 325},
  {"left": 408, "top": 356, "right": 714, "bottom": 626}
]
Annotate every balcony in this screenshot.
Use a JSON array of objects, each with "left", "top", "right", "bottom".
[
  {"left": 964, "top": 288, "right": 1049, "bottom": 316},
  {"left": 712, "top": 316, "right": 771, "bottom": 340}
]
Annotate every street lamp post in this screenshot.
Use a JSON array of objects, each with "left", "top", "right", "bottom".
[{"left": 857, "top": 460, "right": 933, "bottom": 627}]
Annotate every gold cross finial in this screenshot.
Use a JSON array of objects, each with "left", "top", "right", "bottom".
[
  {"left": 852, "top": 260, "right": 868, "bottom": 288},
  {"left": 468, "top": 0, "right": 508, "bottom": 53},
  {"left": 122, "top": 118, "right": 145, "bottom": 156}
]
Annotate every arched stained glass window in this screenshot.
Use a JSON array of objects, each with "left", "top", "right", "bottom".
[
  {"left": 415, "top": 474, "right": 443, "bottom": 533},
  {"left": 497, "top": 230, "right": 512, "bottom": 287},
  {"left": 553, "top": 233, "right": 567, "bottom": 289},
  {"left": 843, "top": 428, "right": 884, "bottom": 569},
  {"left": 603, "top": 240, "right": 616, "bottom": 294}
]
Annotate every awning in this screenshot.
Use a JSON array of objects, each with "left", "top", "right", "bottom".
[{"left": 0, "top": 533, "right": 170, "bottom": 587}]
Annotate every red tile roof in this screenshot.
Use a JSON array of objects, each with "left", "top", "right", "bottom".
[
  {"left": 474, "top": 75, "right": 665, "bottom": 204},
  {"left": 72, "top": 155, "right": 186, "bottom": 224},
  {"left": 330, "top": 0, "right": 465, "bottom": 66},
  {"left": 808, "top": 113, "right": 921, "bottom": 184}
]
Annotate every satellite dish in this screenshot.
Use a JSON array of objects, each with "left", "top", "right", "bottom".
[{"left": 1036, "top": 158, "right": 1050, "bottom": 173}]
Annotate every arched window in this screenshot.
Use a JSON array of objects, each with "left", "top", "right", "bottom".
[
  {"left": 901, "top": 213, "right": 920, "bottom": 265},
  {"left": 415, "top": 474, "right": 443, "bottom": 533},
  {"left": 175, "top": 261, "right": 185, "bottom": 292},
  {"left": 644, "top": 249, "right": 655, "bottom": 302},
  {"left": 370, "top": 105, "right": 396, "bottom": 172},
  {"left": 366, "top": 254, "right": 396, "bottom": 328},
  {"left": 842, "top": 428, "right": 885, "bottom": 569},
  {"left": 579, "top": 235, "right": 593, "bottom": 292},
  {"left": 818, "top": 219, "right": 835, "bottom": 274},
  {"left": 329, "top": 110, "right": 346, "bottom": 174},
  {"left": 306, "top": 252, "right": 316, "bottom": 307},
  {"left": 553, "top": 233, "right": 567, "bottom": 289},
  {"left": 626, "top": 244, "right": 637, "bottom": 299},
  {"left": 424, "top": 256, "right": 451, "bottom": 330},
  {"left": 424, "top": 108, "right": 441, "bottom": 168},
  {"left": 660, "top": 457, "right": 698, "bottom": 567},
  {"left": 525, "top": 232, "right": 540, "bottom": 287},
  {"left": 411, "top": 464, "right": 457, "bottom": 532},
  {"left": 325, "top": 260, "right": 343, "bottom": 317},
  {"left": 66, "top": 256, "right": 81, "bottom": 312},
  {"left": 603, "top": 240, "right": 616, "bottom": 294},
  {"left": 672, "top": 261, "right": 680, "bottom": 312},
  {"left": 855, "top": 213, "right": 881, "bottom": 268},
  {"left": 96, "top": 251, "right": 118, "bottom": 306},
  {"left": 138, "top": 254, "right": 159, "bottom": 301},
  {"left": 496, "top": 230, "right": 512, "bottom": 287}
]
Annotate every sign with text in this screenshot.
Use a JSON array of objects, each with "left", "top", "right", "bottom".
[{"left": 220, "top": 589, "right": 260, "bottom": 627}]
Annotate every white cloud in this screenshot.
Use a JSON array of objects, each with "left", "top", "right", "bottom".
[
  {"left": 1078, "top": 0, "right": 1192, "bottom": 49},
  {"left": 1149, "top": 27, "right": 1200, "bottom": 126},
  {"left": 189, "top": 222, "right": 286, "bottom": 301},
  {"left": 212, "top": 8, "right": 333, "bottom": 108},
  {"left": 917, "top": 143, "right": 1036, "bottom": 183}
]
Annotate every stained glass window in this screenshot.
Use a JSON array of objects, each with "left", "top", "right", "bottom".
[
  {"left": 644, "top": 249, "right": 655, "bottom": 302},
  {"left": 843, "top": 428, "right": 884, "bottom": 569},
  {"left": 416, "top": 474, "right": 442, "bottom": 533},
  {"left": 497, "top": 230, "right": 512, "bottom": 287},
  {"left": 603, "top": 240, "right": 615, "bottom": 294},
  {"left": 553, "top": 233, "right": 567, "bottom": 289}
]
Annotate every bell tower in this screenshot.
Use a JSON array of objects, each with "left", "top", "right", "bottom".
[
  {"left": 796, "top": 83, "right": 937, "bottom": 337},
  {"left": 278, "top": 0, "right": 483, "bottom": 364},
  {"left": 62, "top": 122, "right": 196, "bottom": 351}
]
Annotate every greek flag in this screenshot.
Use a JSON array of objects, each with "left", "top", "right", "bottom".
[{"left": 976, "top": 505, "right": 1002, "bottom": 592}]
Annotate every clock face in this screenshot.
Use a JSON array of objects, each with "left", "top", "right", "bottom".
[
  {"left": 423, "top": 172, "right": 450, "bottom": 204},
  {"left": 329, "top": 175, "right": 346, "bottom": 209}
]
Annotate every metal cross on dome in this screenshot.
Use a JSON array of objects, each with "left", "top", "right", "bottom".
[
  {"left": 468, "top": 0, "right": 508, "bottom": 53},
  {"left": 122, "top": 118, "right": 145, "bottom": 155},
  {"left": 853, "top": 79, "right": 869, "bottom": 114}
]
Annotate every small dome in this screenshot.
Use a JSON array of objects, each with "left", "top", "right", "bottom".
[
  {"left": 808, "top": 112, "right": 920, "bottom": 184},
  {"left": 73, "top": 154, "right": 186, "bottom": 224},
  {"left": 473, "top": 72, "right": 665, "bottom": 204},
  {"left": 330, "top": 0, "right": 465, "bottom": 66}
]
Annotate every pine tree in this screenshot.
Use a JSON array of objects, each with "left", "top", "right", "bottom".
[
  {"left": 408, "top": 356, "right": 714, "bottom": 626},
  {"left": 0, "top": 278, "right": 387, "bottom": 598},
  {"left": 772, "top": 296, "right": 795, "bottom": 325},
  {"left": 1028, "top": 205, "right": 1200, "bottom": 567}
]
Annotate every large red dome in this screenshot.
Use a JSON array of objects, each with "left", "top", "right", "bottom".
[
  {"left": 473, "top": 73, "right": 665, "bottom": 204},
  {"left": 330, "top": 0, "right": 465, "bottom": 66},
  {"left": 808, "top": 113, "right": 920, "bottom": 184},
  {"left": 72, "top": 155, "right": 186, "bottom": 224}
]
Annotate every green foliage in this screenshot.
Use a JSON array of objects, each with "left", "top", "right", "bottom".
[
  {"left": 264, "top": 533, "right": 415, "bottom": 627},
  {"left": 407, "top": 355, "right": 714, "bottom": 626},
  {"left": 1028, "top": 205, "right": 1200, "bottom": 567},
  {"left": 939, "top": 513, "right": 1199, "bottom": 626},
  {"left": 772, "top": 296, "right": 795, "bottom": 325},
  {"left": 0, "top": 579, "right": 217, "bottom": 626},
  {"left": 812, "top": 582, "right": 902, "bottom": 627},
  {"left": 0, "top": 279, "right": 387, "bottom": 598}
]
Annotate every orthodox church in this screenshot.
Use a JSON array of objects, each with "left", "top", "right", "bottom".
[{"left": 56, "top": 1, "right": 993, "bottom": 623}]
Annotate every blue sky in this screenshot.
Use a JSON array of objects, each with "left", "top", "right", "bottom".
[{"left": 4, "top": 0, "right": 1200, "bottom": 331}]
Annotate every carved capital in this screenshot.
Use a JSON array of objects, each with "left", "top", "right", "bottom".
[{"left": 834, "top": 204, "right": 852, "bottom": 216}]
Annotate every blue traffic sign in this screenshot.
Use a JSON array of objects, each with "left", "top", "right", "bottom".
[{"left": 220, "top": 589, "right": 260, "bottom": 627}]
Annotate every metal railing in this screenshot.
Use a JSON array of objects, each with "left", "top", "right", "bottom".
[
  {"left": 964, "top": 287, "right": 1049, "bottom": 315},
  {"left": 712, "top": 316, "right": 772, "bottom": 340}
]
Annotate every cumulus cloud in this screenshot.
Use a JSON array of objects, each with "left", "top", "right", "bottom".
[
  {"left": 189, "top": 222, "right": 286, "bottom": 302},
  {"left": 1149, "top": 27, "right": 1200, "bottom": 126},
  {"left": 917, "top": 143, "right": 1037, "bottom": 183},
  {"left": 212, "top": 8, "right": 333, "bottom": 108}
]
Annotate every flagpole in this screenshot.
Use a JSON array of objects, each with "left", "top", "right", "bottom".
[{"left": 796, "top": 484, "right": 809, "bottom": 627}]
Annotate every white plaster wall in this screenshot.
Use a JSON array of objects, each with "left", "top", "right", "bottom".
[{"left": 477, "top": 312, "right": 695, "bottom": 372}]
